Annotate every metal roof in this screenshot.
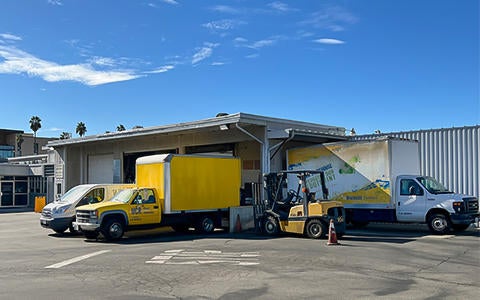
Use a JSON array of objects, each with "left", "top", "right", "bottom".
[{"left": 47, "top": 112, "right": 346, "bottom": 147}]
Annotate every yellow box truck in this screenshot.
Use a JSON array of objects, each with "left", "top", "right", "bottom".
[{"left": 74, "top": 154, "right": 241, "bottom": 240}]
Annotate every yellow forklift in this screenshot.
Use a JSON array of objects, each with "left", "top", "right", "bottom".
[{"left": 262, "top": 170, "right": 345, "bottom": 239}]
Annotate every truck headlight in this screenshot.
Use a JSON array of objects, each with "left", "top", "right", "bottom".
[
  {"left": 453, "top": 201, "right": 464, "bottom": 213},
  {"left": 89, "top": 210, "right": 98, "bottom": 219}
]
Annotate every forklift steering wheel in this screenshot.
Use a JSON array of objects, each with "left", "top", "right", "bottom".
[{"left": 288, "top": 189, "right": 302, "bottom": 204}]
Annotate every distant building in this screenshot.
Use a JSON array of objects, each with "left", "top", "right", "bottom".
[
  {"left": 0, "top": 129, "right": 56, "bottom": 210},
  {"left": 0, "top": 129, "right": 53, "bottom": 161}
]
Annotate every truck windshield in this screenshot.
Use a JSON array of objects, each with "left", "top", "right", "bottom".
[
  {"left": 57, "top": 185, "right": 92, "bottom": 204},
  {"left": 417, "top": 176, "right": 452, "bottom": 194},
  {"left": 109, "top": 189, "right": 137, "bottom": 203}
]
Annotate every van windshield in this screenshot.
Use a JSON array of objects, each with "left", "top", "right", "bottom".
[
  {"left": 109, "top": 189, "right": 136, "bottom": 203},
  {"left": 57, "top": 185, "right": 93, "bottom": 204},
  {"left": 417, "top": 176, "right": 453, "bottom": 194}
]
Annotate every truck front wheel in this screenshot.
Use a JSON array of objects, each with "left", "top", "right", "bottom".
[
  {"left": 427, "top": 213, "right": 451, "bottom": 235},
  {"left": 101, "top": 218, "right": 125, "bottom": 241}
]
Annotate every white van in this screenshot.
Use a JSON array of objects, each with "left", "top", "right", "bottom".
[{"left": 40, "top": 184, "right": 134, "bottom": 234}]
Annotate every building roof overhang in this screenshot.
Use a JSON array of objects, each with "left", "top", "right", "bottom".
[{"left": 46, "top": 112, "right": 346, "bottom": 148}]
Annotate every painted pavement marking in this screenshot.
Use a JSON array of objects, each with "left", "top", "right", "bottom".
[
  {"left": 146, "top": 249, "right": 260, "bottom": 266},
  {"left": 45, "top": 250, "right": 111, "bottom": 269}
]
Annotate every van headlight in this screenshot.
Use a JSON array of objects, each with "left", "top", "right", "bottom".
[{"left": 53, "top": 205, "right": 70, "bottom": 214}]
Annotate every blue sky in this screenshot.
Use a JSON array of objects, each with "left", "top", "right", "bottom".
[{"left": 0, "top": 0, "right": 478, "bottom": 137}]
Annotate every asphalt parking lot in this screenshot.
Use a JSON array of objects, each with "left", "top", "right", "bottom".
[{"left": 0, "top": 212, "right": 478, "bottom": 300}]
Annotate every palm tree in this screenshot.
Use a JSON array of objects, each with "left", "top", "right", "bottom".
[
  {"left": 116, "top": 124, "right": 126, "bottom": 131},
  {"left": 16, "top": 134, "right": 24, "bottom": 156},
  {"left": 76, "top": 122, "right": 87, "bottom": 137},
  {"left": 29, "top": 116, "right": 42, "bottom": 154},
  {"left": 60, "top": 132, "right": 71, "bottom": 139}
]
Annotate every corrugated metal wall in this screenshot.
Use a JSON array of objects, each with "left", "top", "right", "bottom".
[{"left": 351, "top": 125, "right": 479, "bottom": 199}]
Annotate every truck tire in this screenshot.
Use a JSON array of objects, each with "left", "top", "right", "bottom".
[
  {"left": 305, "top": 219, "right": 326, "bottom": 239},
  {"left": 84, "top": 231, "right": 99, "bottom": 240},
  {"left": 263, "top": 216, "right": 279, "bottom": 235},
  {"left": 427, "top": 213, "right": 451, "bottom": 235},
  {"left": 197, "top": 216, "right": 215, "bottom": 233},
  {"left": 101, "top": 218, "right": 125, "bottom": 241}
]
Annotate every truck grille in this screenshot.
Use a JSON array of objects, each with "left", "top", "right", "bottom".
[
  {"left": 464, "top": 197, "right": 479, "bottom": 212},
  {"left": 76, "top": 210, "right": 92, "bottom": 223}
]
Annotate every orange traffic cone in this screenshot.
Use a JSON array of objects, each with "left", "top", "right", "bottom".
[
  {"left": 327, "top": 219, "right": 340, "bottom": 245},
  {"left": 235, "top": 214, "right": 242, "bottom": 232}
]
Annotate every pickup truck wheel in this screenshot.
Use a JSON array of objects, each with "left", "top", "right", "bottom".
[
  {"left": 197, "top": 216, "right": 215, "bottom": 233},
  {"left": 427, "top": 213, "right": 451, "bottom": 235},
  {"left": 101, "top": 218, "right": 124, "bottom": 241},
  {"left": 263, "top": 216, "right": 279, "bottom": 235},
  {"left": 305, "top": 219, "right": 326, "bottom": 239},
  {"left": 84, "top": 231, "right": 99, "bottom": 240}
]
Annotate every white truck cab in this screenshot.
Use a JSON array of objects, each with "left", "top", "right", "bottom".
[{"left": 395, "top": 175, "right": 478, "bottom": 233}]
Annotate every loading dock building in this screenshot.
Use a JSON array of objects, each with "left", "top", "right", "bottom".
[{"left": 46, "top": 113, "right": 347, "bottom": 199}]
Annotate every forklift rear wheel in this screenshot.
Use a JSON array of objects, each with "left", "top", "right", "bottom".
[
  {"left": 263, "top": 216, "right": 279, "bottom": 235},
  {"left": 305, "top": 219, "right": 326, "bottom": 239}
]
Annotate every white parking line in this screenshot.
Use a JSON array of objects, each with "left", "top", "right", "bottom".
[{"left": 45, "top": 250, "right": 111, "bottom": 269}]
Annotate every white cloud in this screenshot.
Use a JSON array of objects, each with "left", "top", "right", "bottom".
[
  {"left": 0, "top": 45, "right": 140, "bottom": 86},
  {"left": 161, "top": 0, "right": 179, "bottom": 5},
  {"left": 235, "top": 35, "right": 285, "bottom": 50},
  {"left": 250, "top": 39, "right": 276, "bottom": 49},
  {"left": 211, "top": 62, "right": 225, "bottom": 66},
  {"left": 0, "top": 33, "right": 22, "bottom": 41},
  {"left": 191, "top": 43, "right": 219, "bottom": 65},
  {"left": 89, "top": 56, "right": 117, "bottom": 67},
  {"left": 192, "top": 48, "right": 213, "bottom": 65},
  {"left": 202, "top": 19, "right": 245, "bottom": 32},
  {"left": 301, "top": 6, "right": 357, "bottom": 31},
  {"left": 268, "top": 2, "right": 297, "bottom": 13},
  {"left": 245, "top": 53, "right": 259, "bottom": 59},
  {"left": 47, "top": 0, "right": 63, "bottom": 6},
  {"left": 313, "top": 38, "right": 345, "bottom": 45},
  {"left": 146, "top": 65, "right": 175, "bottom": 73},
  {"left": 234, "top": 37, "right": 248, "bottom": 43},
  {"left": 210, "top": 5, "right": 240, "bottom": 14}
]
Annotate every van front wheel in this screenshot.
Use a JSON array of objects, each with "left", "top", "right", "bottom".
[{"left": 427, "top": 213, "right": 451, "bottom": 235}]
